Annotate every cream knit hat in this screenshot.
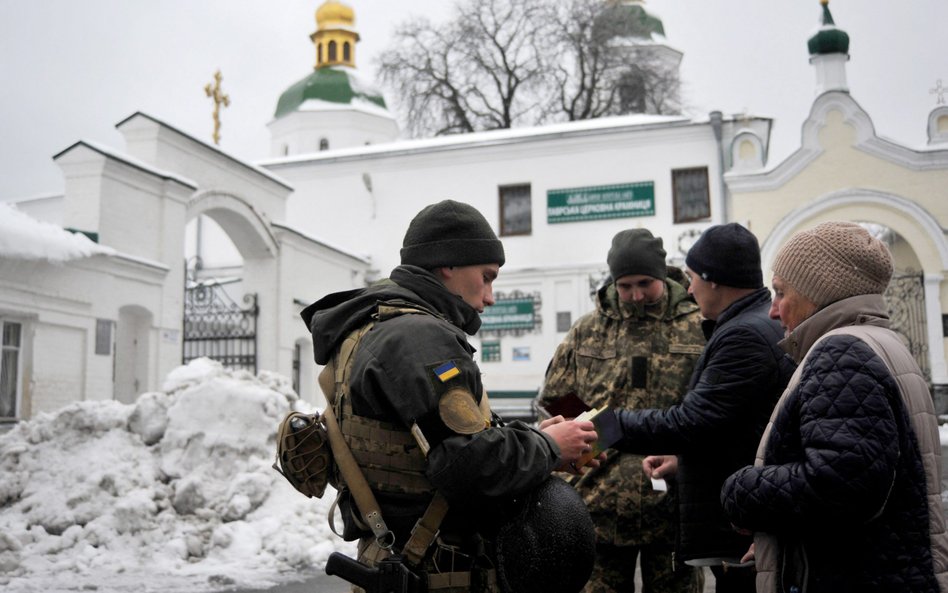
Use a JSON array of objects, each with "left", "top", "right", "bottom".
[{"left": 772, "top": 222, "right": 893, "bottom": 308}]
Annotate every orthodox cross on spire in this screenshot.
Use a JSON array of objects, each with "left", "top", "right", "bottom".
[
  {"left": 204, "top": 69, "right": 230, "bottom": 145},
  {"left": 931, "top": 79, "right": 946, "bottom": 105}
]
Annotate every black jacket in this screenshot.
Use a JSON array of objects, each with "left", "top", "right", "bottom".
[
  {"left": 302, "top": 265, "right": 560, "bottom": 545},
  {"left": 721, "top": 295, "right": 941, "bottom": 593},
  {"left": 614, "top": 287, "right": 795, "bottom": 560}
]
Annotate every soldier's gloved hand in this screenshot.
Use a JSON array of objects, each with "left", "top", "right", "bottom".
[{"left": 540, "top": 415, "right": 597, "bottom": 472}]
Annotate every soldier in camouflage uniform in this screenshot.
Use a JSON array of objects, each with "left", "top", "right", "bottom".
[{"left": 539, "top": 229, "right": 705, "bottom": 593}]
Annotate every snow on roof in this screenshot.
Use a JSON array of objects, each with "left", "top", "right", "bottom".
[
  {"left": 259, "top": 112, "right": 689, "bottom": 167},
  {"left": 8, "top": 191, "right": 63, "bottom": 205},
  {"left": 271, "top": 221, "right": 371, "bottom": 264},
  {"left": 116, "top": 112, "right": 294, "bottom": 191},
  {"left": 0, "top": 358, "right": 355, "bottom": 592},
  {"left": 295, "top": 96, "right": 394, "bottom": 119},
  {"left": 55, "top": 139, "right": 198, "bottom": 190},
  {"left": 336, "top": 65, "right": 382, "bottom": 98},
  {"left": 0, "top": 202, "right": 116, "bottom": 262}
]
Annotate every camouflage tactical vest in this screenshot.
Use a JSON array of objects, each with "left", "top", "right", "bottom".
[
  {"left": 324, "top": 302, "right": 504, "bottom": 593},
  {"left": 318, "top": 301, "right": 442, "bottom": 498}
]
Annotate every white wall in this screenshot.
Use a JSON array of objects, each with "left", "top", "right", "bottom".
[
  {"left": 262, "top": 115, "right": 739, "bottom": 393},
  {"left": 268, "top": 108, "right": 400, "bottom": 157},
  {"left": 273, "top": 223, "right": 370, "bottom": 405},
  {"left": 31, "top": 323, "right": 86, "bottom": 415}
]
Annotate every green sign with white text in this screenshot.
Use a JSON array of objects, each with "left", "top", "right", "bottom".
[
  {"left": 547, "top": 182, "right": 655, "bottom": 223},
  {"left": 481, "top": 299, "right": 535, "bottom": 331}
]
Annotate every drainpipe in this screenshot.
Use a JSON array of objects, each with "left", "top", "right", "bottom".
[{"left": 709, "top": 111, "right": 729, "bottom": 223}]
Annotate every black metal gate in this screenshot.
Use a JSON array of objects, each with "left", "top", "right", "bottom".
[
  {"left": 183, "top": 282, "right": 258, "bottom": 372},
  {"left": 885, "top": 272, "right": 929, "bottom": 380}
]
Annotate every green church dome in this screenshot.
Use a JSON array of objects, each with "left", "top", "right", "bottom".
[
  {"left": 595, "top": 2, "right": 666, "bottom": 42},
  {"left": 274, "top": 66, "right": 387, "bottom": 119},
  {"left": 807, "top": 1, "right": 849, "bottom": 56}
]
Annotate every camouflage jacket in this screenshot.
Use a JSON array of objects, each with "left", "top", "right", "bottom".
[{"left": 538, "top": 274, "right": 704, "bottom": 547}]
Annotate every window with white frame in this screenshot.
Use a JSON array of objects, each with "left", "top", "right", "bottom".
[{"left": 1, "top": 320, "right": 23, "bottom": 419}]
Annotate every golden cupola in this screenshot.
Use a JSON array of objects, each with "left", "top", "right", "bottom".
[
  {"left": 271, "top": 0, "right": 399, "bottom": 156},
  {"left": 311, "top": 1, "right": 359, "bottom": 69},
  {"left": 275, "top": 1, "right": 388, "bottom": 120}
]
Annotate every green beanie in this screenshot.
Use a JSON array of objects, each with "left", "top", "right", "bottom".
[
  {"left": 400, "top": 200, "right": 506, "bottom": 268},
  {"left": 607, "top": 229, "right": 667, "bottom": 281}
]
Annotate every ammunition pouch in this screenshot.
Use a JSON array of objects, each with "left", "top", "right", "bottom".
[
  {"left": 337, "top": 394, "right": 433, "bottom": 496},
  {"left": 272, "top": 410, "right": 334, "bottom": 498},
  {"left": 274, "top": 302, "right": 435, "bottom": 502}
]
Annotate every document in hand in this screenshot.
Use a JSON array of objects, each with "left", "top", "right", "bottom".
[
  {"left": 543, "top": 391, "right": 591, "bottom": 419},
  {"left": 573, "top": 406, "right": 622, "bottom": 468}
]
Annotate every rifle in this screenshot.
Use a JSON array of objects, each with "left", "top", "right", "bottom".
[{"left": 325, "top": 552, "right": 426, "bottom": 593}]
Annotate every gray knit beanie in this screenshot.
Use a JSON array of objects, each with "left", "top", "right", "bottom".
[
  {"left": 400, "top": 200, "right": 505, "bottom": 268},
  {"left": 607, "top": 229, "right": 667, "bottom": 281},
  {"left": 772, "top": 221, "right": 893, "bottom": 308}
]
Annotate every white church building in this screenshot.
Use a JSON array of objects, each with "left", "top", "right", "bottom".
[
  {"left": 254, "top": 0, "right": 771, "bottom": 417},
  {"left": 2, "top": 0, "right": 946, "bottom": 424}
]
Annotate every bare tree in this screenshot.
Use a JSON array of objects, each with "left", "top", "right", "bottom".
[
  {"left": 377, "top": 0, "right": 681, "bottom": 137},
  {"left": 378, "top": 0, "right": 550, "bottom": 137},
  {"left": 543, "top": 0, "right": 682, "bottom": 120},
  {"left": 615, "top": 48, "right": 682, "bottom": 115},
  {"left": 542, "top": 0, "right": 623, "bottom": 122}
]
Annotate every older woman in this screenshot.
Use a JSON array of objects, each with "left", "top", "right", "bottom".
[{"left": 721, "top": 221, "right": 948, "bottom": 593}]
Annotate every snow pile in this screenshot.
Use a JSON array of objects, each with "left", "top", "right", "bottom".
[
  {"left": 0, "top": 358, "right": 354, "bottom": 593},
  {"left": 0, "top": 202, "right": 115, "bottom": 262}
]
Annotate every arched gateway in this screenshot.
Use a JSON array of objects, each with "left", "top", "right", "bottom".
[
  {"left": 1, "top": 112, "right": 370, "bottom": 421},
  {"left": 762, "top": 190, "right": 948, "bottom": 385}
]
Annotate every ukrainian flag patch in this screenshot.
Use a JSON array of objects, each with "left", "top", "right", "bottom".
[{"left": 434, "top": 361, "right": 461, "bottom": 383}]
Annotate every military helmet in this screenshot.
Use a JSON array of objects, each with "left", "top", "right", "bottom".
[{"left": 495, "top": 476, "right": 596, "bottom": 593}]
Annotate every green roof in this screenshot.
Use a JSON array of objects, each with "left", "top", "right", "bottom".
[
  {"left": 808, "top": 3, "right": 850, "bottom": 55},
  {"left": 595, "top": 3, "right": 666, "bottom": 41},
  {"left": 274, "top": 67, "right": 387, "bottom": 119}
]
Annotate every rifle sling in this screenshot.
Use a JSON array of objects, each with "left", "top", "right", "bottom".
[
  {"left": 322, "top": 402, "right": 395, "bottom": 549},
  {"left": 323, "top": 401, "right": 450, "bottom": 567},
  {"left": 320, "top": 310, "right": 454, "bottom": 566}
]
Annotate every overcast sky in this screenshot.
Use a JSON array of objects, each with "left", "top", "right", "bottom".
[{"left": 2, "top": 0, "right": 946, "bottom": 203}]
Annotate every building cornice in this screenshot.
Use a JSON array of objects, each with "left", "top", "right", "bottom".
[{"left": 728, "top": 92, "right": 948, "bottom": 193}]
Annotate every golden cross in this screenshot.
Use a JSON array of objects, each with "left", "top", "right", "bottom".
[{"left": 204, "top": 69, "right": 230, "bottom": 145}]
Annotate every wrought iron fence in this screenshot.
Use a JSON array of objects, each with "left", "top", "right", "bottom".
[
  {"left": 885, "top": 272, "right": 929, "bottom": 380},
  {"left": 183, "top": 282, "right": 258, "bottom": 373}
]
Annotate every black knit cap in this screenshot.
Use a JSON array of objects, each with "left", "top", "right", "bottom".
[
  {"left": 607, "top": 229, "right": 667, "bottom": 281},
  {"left": 400, "top": 199, "right": 506, "bottom": 268},
  {"left": 685, "top": 223, "right": 763, "bottom": 288}
]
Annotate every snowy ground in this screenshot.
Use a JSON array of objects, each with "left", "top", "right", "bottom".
[
  {"left": 2, "top": 356, "right": 947, "bottom": 593},
  {"left": 0, "top": 358, "right": 355, "bottom": 593}
]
